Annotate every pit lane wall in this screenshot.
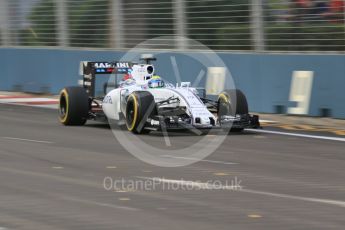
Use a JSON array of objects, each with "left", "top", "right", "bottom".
[{"left": 0, "top": 48, "right": 344, "bottom": 119}]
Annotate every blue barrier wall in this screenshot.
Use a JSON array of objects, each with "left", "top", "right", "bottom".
[{"left": 0, "top": 48, "right": 344, "bottom": 118}]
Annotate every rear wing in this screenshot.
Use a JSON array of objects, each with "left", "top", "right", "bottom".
[{"left": 79, "top": 61, "right": 132, "bottom": 97}]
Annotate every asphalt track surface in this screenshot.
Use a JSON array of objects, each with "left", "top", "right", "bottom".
[{"left": 0, "top": 104, "right": 344, "bottom": 230}]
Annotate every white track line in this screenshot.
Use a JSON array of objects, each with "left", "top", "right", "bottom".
[
  {"left": 1, "top": 137, "right": 54, "bottom": 144},
  {"left": 143, "top": 177, "right": 345, "bottom": 208},
  {"left": 0, "top": 98, "right": 58, "bottom": 103},
  {"left": 248, "top": 129, "right": 345, "bottom": 142},
  {"left": 162, "top": 155, "right": 238, "bottom": 165},
  {"left": 34, "top": 104, "right": 59, "bottom": 109},
  {"left": 259, "top": 119, "right": 276, "bottom": 123},
  {"left": 241, "top": 188, "right": 345, "bottom": 208}
]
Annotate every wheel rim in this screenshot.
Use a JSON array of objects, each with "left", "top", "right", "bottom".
[
  {"left": 218, "top": 95, "right": 230, "bottom": 117},
  {"left": 59, "top": 90, "right": 68, "bottom": 123},
  {"left": 127, "top": 101, "right": 134, "bottom": 126},
  {"left": 126, "top": 94, "right": 138, "bottom": 131}
]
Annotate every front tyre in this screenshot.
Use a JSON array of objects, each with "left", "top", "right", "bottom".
[
  {"left": 125, "top": 91, "right": 155, "bottom": 134},
  {"left": 218, "top": 89, "right": 249, "bottom": 132},
  {"left": 59, "top": 87, "right": 89, "bottom": 126}
]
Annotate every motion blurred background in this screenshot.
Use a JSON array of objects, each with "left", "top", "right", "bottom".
[
  {"left": 1, "top": 0, "right": 344, "bottom": 50},
  {"left": 0, "top": 0, "right": 344, "bottom": 118}
]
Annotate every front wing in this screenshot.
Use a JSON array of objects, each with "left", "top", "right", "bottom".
[{"left": 145, "top": 114, "right": 260, "bottom": 131}]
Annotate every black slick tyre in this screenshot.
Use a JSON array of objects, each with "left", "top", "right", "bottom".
[
  {"left": 59, "top": 87, "right": 89, "bottom": 126},
  {"left": 125, "top": 91, "right": 155, "bottom": 134},
  {"left": 218, "top": 89, "right": 249, "bottom": 132}
]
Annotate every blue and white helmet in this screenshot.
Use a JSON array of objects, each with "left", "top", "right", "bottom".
[{"left": 148, "top": 76, "right": 165, "bottom": 88}]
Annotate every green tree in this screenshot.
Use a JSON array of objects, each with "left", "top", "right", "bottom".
[
  {"left": 20, "top": 0, "right": 110, "bottom": 48},
  {"left": 186, "top": 0, "right": 251, "bottom": 50},
  {"left": 68, "top": 0, "right": 110, "bottom": 48},
  {"left": 20, "top": 0, "right": 58, "bottom": 46}
]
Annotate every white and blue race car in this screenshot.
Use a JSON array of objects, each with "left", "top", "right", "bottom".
[{"left": 58, "top": 55, "right": 260, "bottom": 134}]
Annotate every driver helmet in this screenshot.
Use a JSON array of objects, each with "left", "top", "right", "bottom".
[
  {"left": 123, "top": 73, "right": 132, "bottom": 81},
  {"left": 148, "top": 76, "right": 165, "bottom": 88}
]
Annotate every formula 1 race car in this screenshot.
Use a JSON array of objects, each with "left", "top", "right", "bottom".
[{"left": 58, "top": 55, "right": 260, "bottom": 134}]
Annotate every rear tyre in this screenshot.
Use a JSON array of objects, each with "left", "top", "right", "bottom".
[
  {"left": 218, "top": 89, "right": 249, "bottom": 132},
  {"left": 125, "top": 91, "right": 155, "bottom": 134},
  {"left": 59, "top": 87, "right": 89, "bottom": 126}
]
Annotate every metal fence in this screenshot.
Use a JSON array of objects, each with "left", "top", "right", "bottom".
[{"left": 0, "top": 0, "right": 344, "bottom": 52}]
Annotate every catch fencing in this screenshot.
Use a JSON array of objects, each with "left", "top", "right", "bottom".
[{"left": 0, "top": 0, "right": 344, "bottom": 52}]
